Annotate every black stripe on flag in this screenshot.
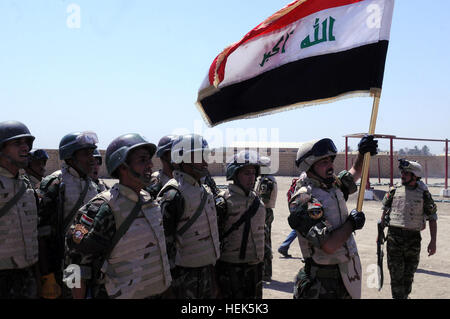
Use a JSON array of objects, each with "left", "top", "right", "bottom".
[{"left": 200, "top": 41, "right": 389, "bottom": 126}]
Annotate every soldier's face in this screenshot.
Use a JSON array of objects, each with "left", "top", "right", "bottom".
[
  {"left": 126, "top": 147, "right": 154, "bottom": 185},
  {"left": 29, "top": 159, "right": 47, "bottom": 178},
  {"left": 401, "top": 171, "right": 416, "bottom": 186},
  {"left": 311, "top": 156, "right": 334, "bottom": 180},
  {"left": 182, "top": 159, "right": 209, "bottom": 180},
  {"left": 1, "top": 138, "right": 31, "bottom": 168},
  {"left": 90, "top": 158, "right": 101, "bottom": 180},
  {"left": 72, "top": 148, "right": 96, "bottom": 175},
  {"left": 236, "top": 166, "right": 257, "bottom": 192}
]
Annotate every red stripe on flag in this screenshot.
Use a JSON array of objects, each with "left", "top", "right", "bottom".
[{"left": 208, "top": 0, "right": 365, "bottom": 86}]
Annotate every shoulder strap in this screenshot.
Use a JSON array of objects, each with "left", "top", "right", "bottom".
[
  {"left": 222, "top": 197, "right": 260, "bottom": 240},
  {"left": 104, "top": 200, "right": 143, "bottom": 260},
  {"left": 0, "top": 181, "right": 27, "bottom": 219},
  {"left": 63, "top": 180, "right": 90, "bottom": 231},
  {"left": 177, "top": 186, "right": 208, "bottom": 236}
]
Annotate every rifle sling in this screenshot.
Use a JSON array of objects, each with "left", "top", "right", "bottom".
[
  {"left": 0, "top": 181, "right": 27, "bottom": 219},
  {"left": 177, "top": 186, "right": 208, "bottom": 236}
]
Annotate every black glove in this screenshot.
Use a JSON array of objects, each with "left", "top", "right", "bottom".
[
  {"left": 347, "top": 209, "right": 365, "bottom": 231},
  {"left": 358, "top": 134, "right": 378, "bottom": 156}
]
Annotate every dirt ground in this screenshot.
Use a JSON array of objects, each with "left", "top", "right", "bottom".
[{"left": 212, "top": 176, "right": 450, "bottom": 299}]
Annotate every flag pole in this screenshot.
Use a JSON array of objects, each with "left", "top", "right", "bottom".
[{"left": 356, "top": 88, "right": 381, "bottom": 212}]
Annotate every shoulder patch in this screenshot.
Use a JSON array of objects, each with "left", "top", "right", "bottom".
[{"left": 72, "top": 224, "right": 89, "bottom": 244}]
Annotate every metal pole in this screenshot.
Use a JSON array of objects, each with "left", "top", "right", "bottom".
[
  {"left": 357, "top": 89, "right": 381, "bottom": 212},
  {"left": 390, "top": 137, "right": 394, "bottom": 187},
  {"left": 345, "top": 137, "right": 348, "bottom": 171},
  {"left": 446, "top": 139, "right": 448, "bottom": 189},
  {"left": 378, "top": 157, "right": 381, "bottom": 183}
]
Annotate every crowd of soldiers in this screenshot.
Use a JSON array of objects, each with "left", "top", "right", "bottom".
[{"left": 0, "top": 120, "right": 437, "bottom": 299}]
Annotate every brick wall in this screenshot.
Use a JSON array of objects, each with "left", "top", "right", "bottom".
[{"left": 42, "top": 148, "right": 449, "bottom": 179}]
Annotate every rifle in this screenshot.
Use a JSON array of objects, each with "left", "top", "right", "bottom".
[
  {"left": 376, "top": 220, "right": 386, "bottom": 291},
  {"left": 204, "top": 172, "right": 220, "bottom": 198}
]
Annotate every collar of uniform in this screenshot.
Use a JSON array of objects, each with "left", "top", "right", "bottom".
[
  {"left": 173, "top": 169, "right": 199, "bottom": 187},
  {"left": 62, "top": 163, "right": 84, "bottom": 179},
  {"left": 304, "top": 174, "right": 336, "bottom": 190},
  {"left": 117, "top": 183, "right": 141, "bottom": 203},
  {"left": 0, "top": 165, "right": 16, "bottom": 178},
  {"left": 228, "top": 183, "right": 253, "bottom": 198}
]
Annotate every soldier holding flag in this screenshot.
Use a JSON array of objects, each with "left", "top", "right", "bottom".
[{"left": 287, "top": 135, "right": 378, "bottom": 299}]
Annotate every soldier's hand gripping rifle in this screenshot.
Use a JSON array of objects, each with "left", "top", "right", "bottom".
[{"left": 377, "top": 219, "right": 387, "bottom": 291}]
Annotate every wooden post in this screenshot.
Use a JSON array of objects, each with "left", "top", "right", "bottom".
[
  {"left": 356, "top": 89, "right": 381, "bottom": 212},
  {"left": 378, "top": 157, "right": 381, "bottom": 183}
]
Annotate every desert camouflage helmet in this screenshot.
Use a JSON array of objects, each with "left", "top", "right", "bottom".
[
  {"left": 105, "top": 133, "right": 156, "bottom": 178},
  {"left": 156, "top": 134, "right": 178, "bottom": 158},
  {"left": 398, "top": 159, "right": 422, "bottom": 178},
  {"left": 59, "top": 131, "right": 98, "bottom": 160},
  {"left": 226, "top": 150, "right": 262, "bottom": 181},
  {"left": 0, "top": 120, "right": 35, "bottom": 150},
  {"left": 171, "top": 133, "right": 210, "bottom": 164},
  {"left": 295, "top": 138, "right": 337, "bottom": 172}
]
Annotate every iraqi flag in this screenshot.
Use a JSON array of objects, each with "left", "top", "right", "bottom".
[{"left": 197, "top": 0, "right": 395, "bottom": 127}]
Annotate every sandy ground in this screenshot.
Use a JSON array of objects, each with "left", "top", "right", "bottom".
[{"left": 212, "top": 176, "right": 450, "bottom": 299}]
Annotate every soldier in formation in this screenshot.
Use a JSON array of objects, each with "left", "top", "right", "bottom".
[
  {"left": 287, "top": 135, "right": 377, "bottom": 299},
  {"left": 65, "top": 133, "right": 171, "bottom": 299},
  {"left": 380, "top": 159, "right": 437, "bottom": 299},
  {"left": 24, "top": 149, "right": 49, "bottom": 190},
  {"left": 38, "top": 131, "right": 100, "bottom": 298},
  {"left": 91, "top": 149, "right": 109, "bottom": 192},
  {"left": 147, "top": 134, "right": 177, "bottom": 198},
  {"left": 158, "top": 134, "right": 220, "bottom": 298},
  {"left": 0, "top": 121, "right": 39, "bottom": 298},
  {"left": 255, "top": 156, "right": 278, "bottom": 282},
  {"left": 216, "top": 150, "right": 267, "bottom": 299}
]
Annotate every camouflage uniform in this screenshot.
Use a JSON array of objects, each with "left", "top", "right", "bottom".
[
  {"left": 382, "top": 182, "right": 437, "bottom": 299},
  {"left": 38, "top": 164, "right": 99, "bottom": 297},
  {"left": 0, "top": 167, "right": 39, "bottom": 299},
  {"left": 255, "top": 174, "right": 277, "bottom": 281},
  {"left": 159, "top": 170, "right": 220, "bottom": 299},
  {"left": 217, "top": 183, "right": 266, "bottom": 299},
  {"left": 288, "top": 171, "right": 360, "bottom": 299},
  {"left": 65, "top": 183, "right": 171, "bottom": 299},
  {"left": 25, "top": 173, "right": 41, "bottom": 190}
]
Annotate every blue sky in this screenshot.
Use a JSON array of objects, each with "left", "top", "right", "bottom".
[{"left": 1, "top": 0, "right": 449, "bottom": 155}]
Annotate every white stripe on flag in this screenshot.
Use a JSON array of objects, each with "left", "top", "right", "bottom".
[{"left": 219, "top": 0, "right": 394, "bottom": 89}]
